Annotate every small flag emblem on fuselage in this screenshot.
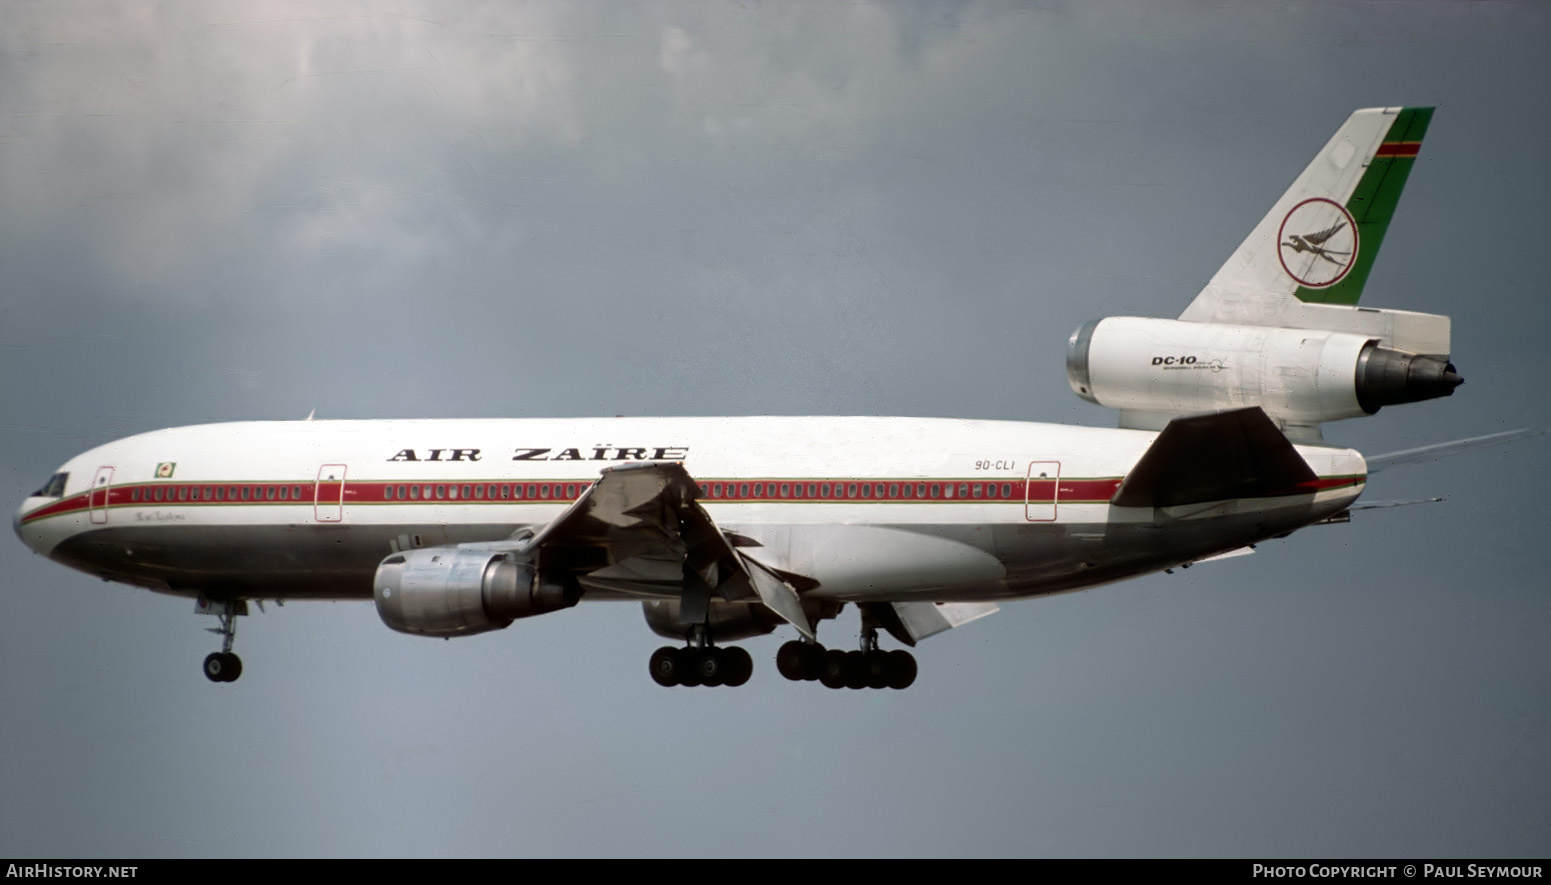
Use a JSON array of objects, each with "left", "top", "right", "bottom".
[{"left": 156, "top": 462, "right": 176, "bottom": 478}]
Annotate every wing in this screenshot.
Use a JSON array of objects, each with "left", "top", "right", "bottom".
[{"left": 465, "top": 462, "right": 816, "bottom": 638}]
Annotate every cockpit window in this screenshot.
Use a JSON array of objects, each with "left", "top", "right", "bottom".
[{"left": 32, "top": 472, "right": 68, "bottom": 498}]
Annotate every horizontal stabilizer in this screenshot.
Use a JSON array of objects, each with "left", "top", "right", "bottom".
[
  {"left": 1367, "top": 428, "right": 1545, "bottom": 474},
  {"left": 1112, "top": 407, "right": 1317, "bottom": 508}
]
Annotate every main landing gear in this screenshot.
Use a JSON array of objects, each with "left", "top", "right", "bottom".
[
  {"left": 198, "top": 598, "right": 247, "bottom": 683},
  {"left": 649, "top": 642, "right": 754, "bottom": 688},
  {"left": 775, "top": 606, "right": 917, "bottom": 690},
  {"left": 776, "top": 640, "right": 917, "bottom": 690}
]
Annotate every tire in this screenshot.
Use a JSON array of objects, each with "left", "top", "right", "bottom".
[
  {"left": 223, "top": 653, "right": 243, "bottom": 683},
  {"left": 676, "top": 647, "right": 704, "bottom": 687},
  {"left": 203, "top": 653, "right": 226, "bottom": 683},
  {"left": 723, "top": 647, "right": 753, "bottom": 687},
  {"left": 819, "top": 649, "right": 848, "bottom": 689},
  {"left": 843, "top": 651, "right": 868, "bottom": 690},
  {"left": 697, "top": 649, "right": 725, "bottom": 687},
  {"left": 886, "top": 650, "right": 917, "bottom": 690},
  {"left": 800, "top": 643, "right": 825, "bottom": 680},
  {"left": 864, "top": 652, "right": 890, "bottom": 689},
  {"left": 649, "top": 646, "right": 680, "bottom": 686},
  {"left": 775, "top": 641, "right": 807, "bottom": 681}
]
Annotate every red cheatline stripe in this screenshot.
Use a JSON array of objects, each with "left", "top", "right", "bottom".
[
  {"left": 20, "top": 475, "right": 1367, "bottom": 524},
  {"left": 1375, "top": 142, "right": 1421, "bottom": 157}
]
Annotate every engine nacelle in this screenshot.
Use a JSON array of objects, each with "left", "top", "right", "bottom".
[
  {"left": 1066, "top": 317, "right": 1461, "bottom": 425},
  {"left": 374, "top": 548, "right": 579, "bottom": 638},
  {"left": 642, "top": 599, "right": 783, "bottom": 643}
]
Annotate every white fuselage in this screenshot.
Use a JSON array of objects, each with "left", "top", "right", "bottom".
[{"left": 14, "top": 416, "right": 1367, "bottom": 604}]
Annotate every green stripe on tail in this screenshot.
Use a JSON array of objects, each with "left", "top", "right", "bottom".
[{"left": 1296, "top": 106, "right": 1433, "bottom": 305}]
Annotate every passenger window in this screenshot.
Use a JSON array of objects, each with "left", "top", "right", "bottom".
[
  {"left": 740, "top": 483, "right": 750, "bottom": 498},
  {"left": 861, "top": 483, "right": 871, "bottom": 498},
  {"left": 930, "top": 484, "right": 941, "bottom": 498},
  {"left": 473, "top": 485, "right": 484, "bottom": 499},
  {"left": 503, "top": 485, "right": 512, "bottom": 499},
  {"left": 847, "top": 483, "right": 857, "bottom": 497},
  {"left": 959, "top": 483, "right": 969, "bottom": 498},
  {"left": 972, "top": 483, "right": 983, "bottom": 498},
  {"left": 238, "top": 487, "right": 248, "bottom": 501},
  {"left": 539, "top": 484, "right": 550, "bottom": 499},
  {"left": 780, "top": 483, "right": 790, "bottom": 497},
  {"left": 902, "top": 484, "right": 914, "bottom": 498},
  {"left": 409, "top": 485, "right": 420, "bottom": 499},
  {"left": 176, "top": 487, "right": 186, "bottom": 501},
  {"left": 215, "top": 487, "right": 224, "bottom": 501},
  {"left": 385, "top": 486, "right": 395, "bottom": 500},
  {"left": 713, "top": 483, "right": 722, "bottom": 498},
  {"left": 889, "top": 483, "right": 900, "bottom": 498},
  {"left": 563, "top": 484, "right": 574, "bottom": 498},
  {"left": 435, "top": 485, "right": 446, "bottom": 500},
  {"left": 448, "top": 485, "right": 459, "bottom": 500},
  {"left": 190, "top": 487, "right": 200, "bottom": 501},
  {"left": 227, "top": 487, "right": 237, "bottom": 500},
  {"left": 753, "top": 483, "right": 763, "bottom": 497},
  {"left": 820, "top": 483, "right": 830, "bottom": 497},
  {"left": 267, "top": 486, "right": 277, "bottom": 500},
  {"left": 278, "top": 486, "right": 289, "bottom": 500},
  {"left": 131, "top": 488, "right": 140, "bottom": 502}
]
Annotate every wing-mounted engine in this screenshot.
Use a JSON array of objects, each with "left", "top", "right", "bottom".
[
  {"left": 373, "top": 548, "right": 578, "bottom": 637},
  {"left": 1066, "top": 317, "right": 1461, "bottom": 431}
]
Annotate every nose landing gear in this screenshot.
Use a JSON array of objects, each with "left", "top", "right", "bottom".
[{"left": 197, "top": 598, "right": 247, "bottom": 683}]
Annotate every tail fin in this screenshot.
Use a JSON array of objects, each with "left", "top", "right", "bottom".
[{"left": 1180, "top": 107, "right": 1447, "bottom": 355}]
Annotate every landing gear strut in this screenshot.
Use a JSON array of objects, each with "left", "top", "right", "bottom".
[
  {"left": 648, "top": 624, "right": 753, "bottom": 688},
  {"left": 198, "top": 598, "right": 247, "bottom": 683}
]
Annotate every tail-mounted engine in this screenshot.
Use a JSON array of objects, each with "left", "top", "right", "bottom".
[
  {"left": 374, "top": 548, "right": 579, "bottom": 637},
  {"left": 1066, "top": 317, "right": 1461, "bottom": 426}
]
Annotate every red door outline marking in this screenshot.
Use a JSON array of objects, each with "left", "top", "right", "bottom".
[
  {"left": 89, "top": 466, "right": 114, "bottom": 525},
  {"left": 314, "top": 464, "right": 347, "bottom": 523},
  {"left": 1025, "top": 461, "right": 1060, "bottom": 522}
]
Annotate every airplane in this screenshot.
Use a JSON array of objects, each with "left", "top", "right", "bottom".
[{"left": 11, "top": 106, "right": 1529, "bottom": 689}]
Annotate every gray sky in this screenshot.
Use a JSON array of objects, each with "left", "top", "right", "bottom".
[{"left": 3, "top": 0, "right": 1549, "bottom": 858}]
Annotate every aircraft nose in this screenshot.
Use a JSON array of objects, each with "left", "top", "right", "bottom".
[{"left": 13, "top": 501, "right": 26, "bottom": 548}]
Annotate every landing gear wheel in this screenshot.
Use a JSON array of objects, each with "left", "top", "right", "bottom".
[
  {"left": 801, "top": 644, "right": 824, "bottom": 680},
  {"left": 886, "top": 650, "right": 917, "bottom": 690},
  {"left": 649, "top": 646, "right": 681, "bottom": 687},
  {"left": 722, "top": 647, "right": 753, "bottom": 687},
  {"left": 843, "top": 651, "right": 869, "bottom": 689},
  {"left": 203, "top": 652, "right": 241, "bottom": 683},
  {"left": 864, "top": 652, "right": 891, "bottom": 689},
  {"left": 676, "top": 647, "right": 704, "bottom": 687},
  {"left": 820, "top": 649, "right": 848, "bottom": 689},
  {"left": 776, "top": 641, "right": 808, "bottom": 681},
  {"left": 697, "top": 649, "right": 726, "bottom": 687}
]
